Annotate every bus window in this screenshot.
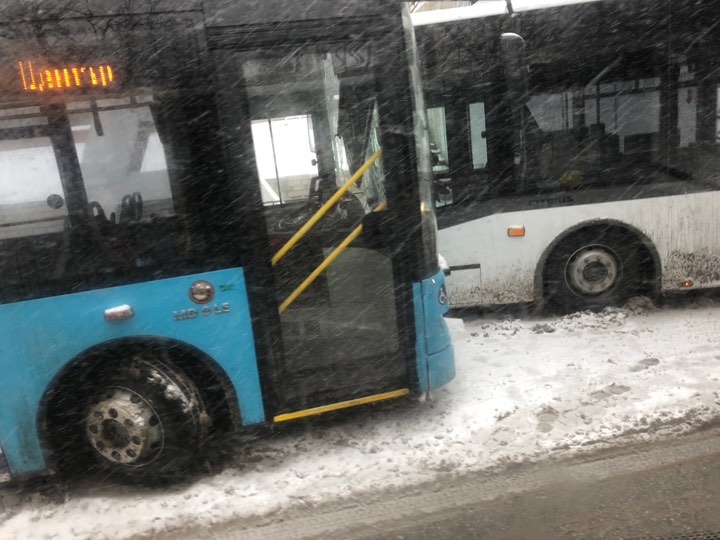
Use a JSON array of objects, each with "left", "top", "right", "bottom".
[
  {"left": 717, "top": 85, "right": 720, "bottom": 143},
  {"left": 251, "top": 115, "right": 319, "bottom": 205},
  {"left": 468, "top": 102, "right": 488, "bottom": 169},
  {"left": 0, "top": 127, "right": 67, "bottom": 241},
  {"left": 69, "top": 103, "right": 176, "bottom": 221},
  {"left": 359, "top": 102, "right": 387, "bottom": 208},
  {"left": 523, "top": 75, "right": 672, "bottom": 191},
  {"left": 244, "top": 50, "right": 383, "bottom": 227},
  {"left": 0, "top": 110, "right": 69, "bottom": 297},
  {"left": 678, "top": 88, "right": 697, "bottom": 148},
  {"left": 527, "top": 93, "right": 574, "bottom": 133},
  {"left": 583, "top": 85, "right": 660, "bottom": 155},
  {"left": 427, "top": 106, "right": 449, "bottom": 172},
  {"left": 677, "top": 66, "right": 696, "bottom": 149},
  {"left": 671, "top": 78, "right": 720, "bottom": 184}
]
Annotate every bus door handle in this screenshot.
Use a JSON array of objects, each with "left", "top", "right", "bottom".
[{"left": 104, "top": 304, "right": 135, "bottom": 322}]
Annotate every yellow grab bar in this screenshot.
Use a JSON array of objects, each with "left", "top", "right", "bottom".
[
  {"left": 278, "top": 201, "right": 387, "bottom": 314},
  {"left": 271, "top": 148, "right": 383, "bottom": 266}
]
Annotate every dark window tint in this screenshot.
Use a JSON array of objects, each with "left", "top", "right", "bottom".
[{"left": 0, "top": 95, "right": 231, "bottom": 303}]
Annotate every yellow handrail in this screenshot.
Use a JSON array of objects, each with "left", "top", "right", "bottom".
[
  {"left": 278, "top": 201, "right": 387, "bottom": 314},
  {"left": 271, "top": 148, "right": 383, "bottom": 266}
]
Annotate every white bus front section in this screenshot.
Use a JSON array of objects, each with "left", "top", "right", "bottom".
[{"left": 439, "top": 190, "right": 720, "bottom": 307}]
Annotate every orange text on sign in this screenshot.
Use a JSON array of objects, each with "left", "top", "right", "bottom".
[{"left": 18, "top": 61, "right": 115, "bottom": 92}]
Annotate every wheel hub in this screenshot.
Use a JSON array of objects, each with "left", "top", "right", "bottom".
[
  {"left": 566, "top": 247, "right": 620, "bottom": 296},
  {"left": 100, "top": 419, "right": 131, "bottom": 448},
  {"left": 86, "top": 387, "right": 164, "bottom": 466}
]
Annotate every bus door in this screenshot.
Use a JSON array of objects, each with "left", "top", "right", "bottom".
[{"left": 219, "top": 42, "right": 413, "bottom": 416}]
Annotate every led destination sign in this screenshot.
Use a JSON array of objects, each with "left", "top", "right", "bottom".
[{"left": 18, "top": 60, "right": 116, "bottom": 92}]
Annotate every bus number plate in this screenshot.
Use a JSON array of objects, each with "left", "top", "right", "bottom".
[{"left": 173, "top": 303, "right": 230, "bottom": 321}]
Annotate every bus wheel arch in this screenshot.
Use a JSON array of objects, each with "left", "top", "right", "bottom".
[
  {"left": 39, "top": 338, "right": 242, "bottom": 479},
  {"left": 535, "top": 220, "right": 661, "bottom": 312}
]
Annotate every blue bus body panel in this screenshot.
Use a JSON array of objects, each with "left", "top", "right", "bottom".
[
  {"left": 0, "top": 268, "right": 264, "bottom": 476},
  {"left": 413, "top": 268, "right": 455, "bottom": 392}
]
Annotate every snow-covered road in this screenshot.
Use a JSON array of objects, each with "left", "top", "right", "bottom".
[{"left": 2, "top": 298, "right": 720, "bottom": 539}]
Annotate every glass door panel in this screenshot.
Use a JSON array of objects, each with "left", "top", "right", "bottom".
[{"left": 239, "top": 44, "right": 407, "bottom": 410}]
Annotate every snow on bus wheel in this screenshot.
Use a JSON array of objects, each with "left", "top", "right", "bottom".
[
  {"left": 543, "top": 228, "right": 643, "bottom": 314},
  {"left": 80, "top": 356, "right": 210, "bottom": 482}
]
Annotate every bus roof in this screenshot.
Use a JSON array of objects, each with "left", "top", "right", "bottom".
[
  {"left": 411, "top": 1, "right": 507, "bottom": 26},
  {"left": 0, "top": 0, "right": 200, "bottom": 23},
  {"left": 204, "top": 0, "right": 393, "bottom": 27},
  {"left": 411, "top": 0, "right": 607, "bottom": 26},
  {"left": 0, "top": 0, "right": 393, "bottom": 25}
]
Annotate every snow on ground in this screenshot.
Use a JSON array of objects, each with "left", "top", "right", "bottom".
[{"left": 2, "top": 298, "right": 720, "bottom": 539}]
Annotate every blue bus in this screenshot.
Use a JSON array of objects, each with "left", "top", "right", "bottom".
[{"left": 0, "top": 0, "right": 454, "bottom": 482}]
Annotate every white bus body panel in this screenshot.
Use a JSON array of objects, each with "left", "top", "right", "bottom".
[{"left": 439, "top": 191, "right": 720, "bottom": 307}]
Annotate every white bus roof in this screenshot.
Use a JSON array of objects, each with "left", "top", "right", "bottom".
[
  {"left": 411, "top": 0, "right": 607, "bottom": 26},
  {"left": 411, "top": 1, "right": 507, "bottom": 26}
]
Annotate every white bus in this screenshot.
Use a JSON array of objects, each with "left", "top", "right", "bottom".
[{"left": 414, "top": 0, "right": 720, "bottom": 311}]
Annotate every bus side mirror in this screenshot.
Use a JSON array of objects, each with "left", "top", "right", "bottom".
[{"left": 500, "top": 32, "right": 528, "bottom": 98}]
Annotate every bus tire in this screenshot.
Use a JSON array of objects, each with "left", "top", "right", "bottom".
[
  {"left": 544, "top": 230, "right": 641, "bottom": 313},
  {"left": 80, "top": 355, "right": 210, "bottom": 482}
]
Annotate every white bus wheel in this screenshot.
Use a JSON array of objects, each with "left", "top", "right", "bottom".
[
  {"left": 566, "top": 246, "right": 622, "bottom": 297},
  {"left": 544, "top": 231, "right": 642, "bottom": 313}
]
